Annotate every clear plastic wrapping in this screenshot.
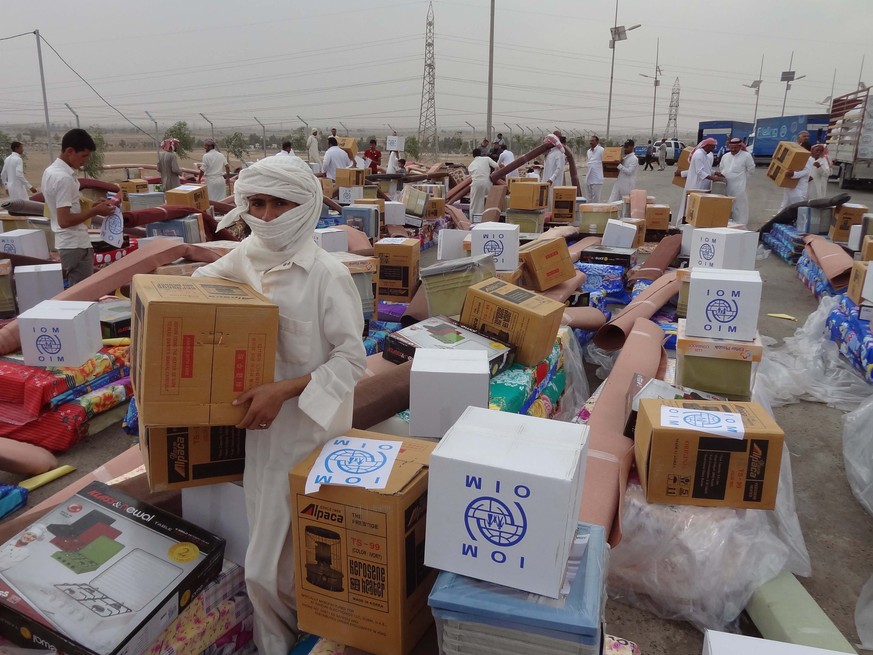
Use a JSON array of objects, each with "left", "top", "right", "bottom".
[
  {"left": 583, "top": 342, "right": 619, "bottom": 379},
  {"left": 554, "top": 327, "right": 590, "bottom": 422},
  {"left": 842, "top": 394, "right": 873, "bottom": 519}
]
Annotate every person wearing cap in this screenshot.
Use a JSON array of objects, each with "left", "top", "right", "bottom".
[
  {"left": 586, "top": 135, "right": 605, "bottom": 202},
  {"left": 675, "top": 137, "right": 722, "bottom": 226},
  {"left": 157, "top": 138, "right": 182, "bottom": 191},
  {"left": 719, "top": 138, "right": 755, "bottom": 226},
  {"left": 542, "top": 132, "right": 566, "bottom": 205},
  {"left": 608, "top": 139, "right": 639, "bottom": 203},
  {"left": 306, "top": 129, "right": 321, "bottom": 172},
  {"left": 199, "top": 139, "right": 230, "bottom": 201},
  {"left": 193, "top": 156, "right": 367, "bottom": 654},
  {"left": 0, "top": 525, "right": 45, "bottom": 571}
]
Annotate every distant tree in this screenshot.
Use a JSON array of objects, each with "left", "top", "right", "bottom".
[
  {"left": 0, "top": 130, "right": 10, "bottom": 154},
  {"left": 222, "top": 132, "right": 250, "bottom": 165},
  {"left": 82, "top": 128, "right": 105, "bottom": 179},
  {"left": 164, "top": 121, "right": 195, "bottom": 159},
  {"left": 289, "top": 127, "right": 306, "bottom": 152},
  {"left": 405, "top": 135, "right": 421, "bottom": 159},
  {"left": 248, "top": 133, "right": 260, "bottom": 147},
  {"left": 119, "top": 139, "right": 127, "bottom": 149}
]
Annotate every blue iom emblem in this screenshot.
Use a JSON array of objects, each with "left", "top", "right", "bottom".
[
  {"left": 325, "top": 448, "right": 387, "bottom": 475},
  {"left": 483, "top": 239, "right": 504, "bottom": 257},
  {"left": 35, "top": 334, "right": 62, "bottom": 355},
  {"left": 699, "top": 242, "right": 715, "bottom": 261},
  {"left": 464, "top": 496, "right": 527, "bottom": 547},
  {"left": 681, "top": 411, "right": 723, "bottom": 429},
  {"left": 705, "top": 298, "right": 739, "bottom": 324}
]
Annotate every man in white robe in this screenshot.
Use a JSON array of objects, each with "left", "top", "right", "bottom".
[
  {"left": 809, "top": 144, "right": 831, "bottom": 200},
  {"left": 676, "top": 137, "right": 722, "bottom": 225},
  {"left": 608, "top": 140, "right": 639, "bottom": 203},
  {"left": 586, "top": 135, "right": 604, "bottom": 202},
  {"left": 719, "top": 138, "right": 755, "bottom": 226}
]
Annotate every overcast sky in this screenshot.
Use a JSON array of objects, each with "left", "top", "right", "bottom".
[{"left": 1, "top": 0, "right": 870, "bottom": 141}]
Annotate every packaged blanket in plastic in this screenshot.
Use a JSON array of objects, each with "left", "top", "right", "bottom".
[
  {"left": 762, "top": 223, "right": 804, "bottom": 264},
  {"left": 825, "top": 295, "right": 873, "bottom": 384},
  {"left": 0, "top": 485, "right": 27, "bottom": 521},
  {"left": 575, "top": 262, "right": 625, "bottom": 295},
  {"left": 796, "top": 251, "right": 838, "bottom": 299}
]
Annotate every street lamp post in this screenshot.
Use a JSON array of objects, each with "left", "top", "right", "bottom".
[
  {"left": 339, "top": 121, "right": 349, "bottom": 137},
  {"left": 64, "top": 103, "right": 79, "bottom": 129},
  {"left": 606, "top": 0, "right": 641, "bottom": 142},
  {"left": 465, "top": 121, "right": 476, "bottom": 149},
  {"left": 504, "top": 123, "right": 513, "bottom": 148},
  {"left": 145, "top": 111, "right": 159, "bottom": 158},
  {"left": 638, "top": 38, "right": 661, "bottom": 141},
  {"left": 743, "top": 55, "right": 765, "bottom": 126},
  {"left": 780, "top": 51, "right": 805, "bottom": 117},
  {"left": 199, "top": 113, "right": 215, "bottom": 143},
  {"left": 296, "top": 115, "right": 308, "bottom": 130},
  {"left": 254, "top": 117, "right": 267, "bottom": 159}
]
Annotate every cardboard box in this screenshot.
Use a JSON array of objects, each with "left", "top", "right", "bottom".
[
  {"left": 335, "top": 168, "right": 366, "bottom": 187},
  {"left": 342, "top": 204, "right": 379, "bottom": 239},
  {"left": 672, "top": 170, "right": 686, "bottom": 187},
  {"left": 470, "top": 222, "right": 520, "bottom": 272},
  {"left": 18, "top": 300, "right": 102, "bottom": 368},
  {"left": 337, "top": 186, "right": 365, "bottom": 206},
  {"left": 0, "top": 481, "right": 224, "bottom": 655},
  {"left": 506, "top": 177, "right": 540, "bottom": 194},
  {"left": 290, "top": 434, "right": 437, "bottom": 655},
  {"left": 686, "top": 193, "right": 733, "bottom": 228},
  {"left": 676, "top": 321, "right": 763, "bottom": 400},
  {"left": 849, "top": 224, "right": 864, "bottom": 251},
  {"left": 130, "top": 274, "right": 278, "bottom": 427},
  {"left": 424, "top": 197, "right": 446, "bottom": 220},
  {"left": 601, "top": 218, "right": 637, "bottom": 248},
  {"left": 625, "top": 217, "right": 646, "bottom": 248},
  {"left": 579, "top": 245, "right": 638, "bottom": 268},
  {"left": 335, "top": 136, "right": 358, "bottom": 159},
  {"left": 689, "top": 227, "right": 758, "bottom": 271},
  {"left": 98, "top": 298, "right": 132, "bottom": 339},
  {"left": 602, "top": 146, "right": 622, "bottom": 165},
  {"left": 402, "top": 187, "right": 429, "bottom": 217},
  {"left": 118, "top": 178, "right": 149, "bottom": 211},
  {"left": 409, "top": 349, "right": 490, "bottom": 439},
  {"left": 331, "top": 251, "right": 379, "bottom": 277},
  {"left": 182, "top": 483, "right": 248, "bottom": 567},
  {"left": 863, "top": 235, "right": 873, "bottom": 261},
  {"left": 140, "top": 424, "right": 246, "bottom": 491},
  {"left": 847, "top": 260, "right": 873, "bottom": 305},
  {"left": 829, "top": 203, "right": 868, "bottom": 242},
  {"left": 0, "top": 259, "right": 14, "bottom": 318},
  {"left": 382, "top": 316, "right": 515, "bottom": 376},
  {"left": 772, "top": 140, "right": 812, "bottom": 171},
  {"left": 686, "top": 269, "right": 762, "bottom": 342},
  {"left": 386, "top": 135, "right": 405, "bottom": 152},
  {"left": 459, "top": 277, "right": 565, "bottom": 366},
  {"left": 508, "top": 182, "right": 548, "bottom": 210},
  {"left": 165, "top": 184, "right": 210, "bottom": 212},
  {"left": 518, "top": 237, "right": 575, "bottom": 291},
  {"left": 374, "top": 238, "right": 420, "bottom": 303},
  {"left": 384, "top": 201, "right": 406, "bottom": 226},
  {"left": 676, "top": 147, "right": 693, "bottom": 172},
  {"left": 320, "top": 178, "right": 336, "bottom": 198},
  {"left": 703, "top": 630, "right": 851, "bottom": 655},
  {"left": 128, "top": 192, "right": 166, "bottom": 211},
  {"left": 145, "top": 213, "right": 205, "bottom": 244},
  {"left": 312, "top": 227, "right": 349, "bottom": 253},
  {"left": 505, "top": 208, "right": 545, "bottom": 234},
  {"left": 13, "top": 263, "right": 63, "bottom": 314},
  {"left": 0, "top": 229, "right": 50, "bottom": 260},
  {"left": 635, "top": 399, "right": 783, "bottom": 509},
  {"left": 425, "top": 406, "right": 589, "bottom": 598},
  {"left": 354, "top": 197, "right": 385, "bottom": 217},
  {"left": 766, "top": 161, "right": 799, "bottom": 189},
  {"left": 578, "top": 203, "right": 619, "bottom": 235},
  {"left": 551, "top": 186, "right": 577, "bottom": 222},
  {"left": 645, "top": 204, "right": 671, "bottom": 230}
]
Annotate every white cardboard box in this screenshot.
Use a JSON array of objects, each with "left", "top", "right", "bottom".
[
  {"left": 13, "top": 263, "right": 63, "bottom": 313},
  {"left": 384, "top": 200, "right": 406, "bottom": 226},
  {"left": 17, "top": 299, "right": 103, "bottom": 367},
  {"left": 424, "top": 406, "right": 589, "bottom": 598},
  {"left": 686, "top": 269, "right": 762, "bottom": 341},
  {"left": 601, "top": 218, "right": 637, "bottom": 248},
  {"left": 312, "top": 227, "right": 349, "bottom": 253},
  {"left": 680, "top": 223, "right": 694, "bottom": 256},
  {"left": 337, "top": 186, "right": 365, "bottom": 205},
  {"left": 703, "top": 630, "right": 850, "bottom": 655},
  {"left": 182, "top": 482, "right": 249, "bottom": 566},
  {"left": 386, "top": 135, "right": 406, "bottom": 151},
  {"left": 409, "top": 348, "right": 490, "bottom": 439},
  {"left": 470, "top": 222, "right": 520, "bottom": 272},
  {"left": 437, "top": 229, "right": 471, "bottom": 261},
  {"left": 690, "top": 227, "right": 758, "bottom": 270},
  {"left": 0, "top": 229, "right": 50, "bottom": 259},
  {"left": 849, "top": 224, "right": 864, "bottom": 251}
]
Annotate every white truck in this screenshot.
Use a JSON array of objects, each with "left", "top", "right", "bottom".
[{"left": 828, "top": 87, "right": 873, "bottom": 188}]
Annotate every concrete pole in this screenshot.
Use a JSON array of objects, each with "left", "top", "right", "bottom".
[{"left": 35, "top": 30, "right": 53, "bottom": 160}]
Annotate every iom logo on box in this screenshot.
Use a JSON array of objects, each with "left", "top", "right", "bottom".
[
  {"left": 326, "top": 447, "right": 388, "bottom": 475},
  {"left": 461, "top": 475, "right": 528, "bottom": 568},
  {"left": 31, "top": 326, "right": 64, "bottom": 363},
  {"left": 2, "top": 243, "right": 16, "bottom": 254},
  {"left": 698, "top": 240, "right": 716, "bottom": 263},
  {"left": 483, "top": 239, "right": 504, "bottom": 257},
  {"left": 703, "top": 288, "right": 741, "bottom": 334}
]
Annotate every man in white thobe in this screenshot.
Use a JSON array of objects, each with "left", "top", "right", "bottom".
[
  {"left": 779, "top": 151, "right": 815, "bottom": 211},
  {"left": 469, "top": 148, "right": 497, "bottom": 216},
  {"left": 275, "top": 141, "right": 295, "bottom": 157},
  {"left": 657, "top": 138, "right": 667, "bottom": 171},
  {"left": 586, "top": 135, "right": 604, "bottom": 202},
  {"left": 719, "top": 138, "right": 755, "bottom": 226},
  {"left": 321, "top": 137, "right": 353, "bottom": 181},
  {"left": 608, "top": 140, "right": 639, "bottom": 203},
  {"left": 1, "top": 142, "right": 36, "bottom": 201},
  {"left": 542, "top": 138, "right": 565, "bottom": 205},
  {"left": 306, "top": 129, "right": 320, "bottom": 172},
  {"left": 497, "top": 145, "right": 518, "bottom": 177},
  {"left": 809, "top": 144, "right": 831, "bottom": 200},
  {"left": 199, "top": 138, "right": 230, "bottom": 201},
  {"left": 676, "top": 137, "right": 722, "bottom": 225}
]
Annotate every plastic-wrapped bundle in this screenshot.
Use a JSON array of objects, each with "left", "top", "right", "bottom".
[
  {"left": 796, "top": 252, "right": 839, "bottom": 299},
  {"left": 574, "top": 262, "right": 625, "bottom": 295},
  {"left": 825, "top": 295, "right": 873, "bottom": 384}
]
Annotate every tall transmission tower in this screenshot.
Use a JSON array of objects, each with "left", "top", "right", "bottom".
[
  {"left": 664, "top": 78, "right": 680, "bottom": 139},
  {"left": 418, "top": 2, "right": 438, "bottom": 160}
]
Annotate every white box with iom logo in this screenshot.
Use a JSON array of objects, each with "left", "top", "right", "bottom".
[
  {"left": 685, "top": 269, "right": 762, "bottom": 342},
  {"left": 424, "top": 406, "right": 588, "bottom": 598},
  {"left": 689, "top": 228, "right": 758, "bottom": 271},
  {"left": 17, "top": 299, "right": 103, "bottom": 368}
]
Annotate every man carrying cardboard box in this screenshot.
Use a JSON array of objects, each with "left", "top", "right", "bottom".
[
  {"left": 194, "top": 156, "right": 367, "bottom": 654},
  {"left": 322, "top": 137, "right": 354, "bottom": 182},
  {"left": 608, "top": 139, "right": 639, "bottom": 203},
  {"left": 777, "top": 146, "right": 814, "bottom": 212},
  {"left": 676, "top": 138, "right": 723, "bottom": 227}
]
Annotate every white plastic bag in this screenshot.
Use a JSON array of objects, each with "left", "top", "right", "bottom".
[
  {"left": 757, "top": 295, "right": 873, "bottom": 411},
  {"left": 843, "top": 394, "right": 873, "bottom": 519},
  {"left": 554, "top": 328, "right": 590, "bottom": 422},
  {"left": 583, "top": 341, "right": 619, "bottom": 379},
  {"left": 856, "top": 573, "right": 873, "bottom": 651}
]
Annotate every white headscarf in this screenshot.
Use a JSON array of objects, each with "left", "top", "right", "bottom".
[{"left": 217, "top": 155, "right": 323, "bottom": 271}]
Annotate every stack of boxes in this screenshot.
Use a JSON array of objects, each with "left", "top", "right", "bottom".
[
  {"left": 829, "top": 203, "right": 868, "bottom": 242},
  {"left": 331, "top": 251, "right": 379, "bottom": 321},
  {"left": 118, "top": 178, "right": 149, "bottom": 211},
  {"left": 336, "top": 168, "right": 366, "bottom": 206},
  {"left": 766, "top": 141, "right": 811, "bottom": 189},
  {"left": 374, "top": 238, "right": 420, "bottom": 303},
  {"left": 506, "top": 182, "right": 549, "bottom": 234},
  {"left": 672, "top": 146, "right": 693, "bottom": 187}
]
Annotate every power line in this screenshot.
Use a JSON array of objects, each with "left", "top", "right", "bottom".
[{"left": 0, "top": 31, "right": 32, "bottom": 42}]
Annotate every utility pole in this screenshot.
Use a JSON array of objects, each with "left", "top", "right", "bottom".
[
  {"left": 417, "top": 1, "right": 438, "bottom": 160},
  {"left": 64, "top": 103, "right": 80, "bottom": 129},
  {"left": 34, "top": 30, "right": 53, "bottom": 160},
  {"left": 200, "top": 113, "right": 215, "bottom": 143},
  {"left": 297, "top": 115, "right": 308, "bottom": 129},
  {"left": 339, "top": 121, "right": 349, "bottom": 136},
  {"left": 504, "top": 123, "right": 513, "bottom": 148},
  {"left": 254, "top": 117, "right": 267, "bottom": 159},
  {"left": 145, "top": 111, "right": 159, "bottom": 158},
  {"left": 605, "top": 1, "right": 641, "bottom": 141},
  {"left": 780, "top": 51, "right": 805, "bottom": 117},
  {"left": 486, "top": 0, "right": 495, "bottom": 142},
  {"left": 638, "top": 38, "right": 661, "bottom": 141}
]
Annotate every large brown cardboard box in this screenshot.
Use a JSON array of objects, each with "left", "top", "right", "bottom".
[
  {"left": 118, "top": 178, "right": 149, "bottom": 211},
  {"left": 375, "top": 238, "right": 420, "bottom": 302},
  {"left": 131, "top": 274, "right": 278, "bottom": 427},
  {"left": 635, "top": 398, "right": 784, "bottom": 509},
  {"left": 165, "top": 183, "right": 211, "bottom": 212},
  {"left": 336, "top": 136, "right": 359, "bottom": 160},
  {"left": 829, "top": 203, "right": 868, "bottom": 242},
  {"left": 551, "top": 186, "right": 577, "bottom": 222},
  {"left": 676, "top": 147, "right": 693, "bottom": 172},
  {"left": 602, "top": 146, "right": 623, "bottom": 165},
  {"left": 459, "top": 277, "right": 565, "bottom": 366},
  {"left": 686, "top": 193, "right": 733, "bottom": 227},
  {"left": 320, "top": 178, "right": 336, "bottom": 199},
  {"left": 625, "top": 217, "right": 646, "bottom": 248},
  {"left": 518, "top": 238, "right": 575, "bottom": 291},
  {"left": 424, "top": 197, "right": 446, "bottom": 220},
  {"left": 336, "top": 168, "right": 367, "bottom": 187},
  {"left": 646, "top": 204, "right": 671, "bottom": 230},
  {"left": 766, "top": 160, "right": 799, "bottom": 189},
  {"left": 290, "top": 433, "right": 437, "bottom": 655},
  {"left": 507, "top": 176, "right": 540, "bottom": 193},
  {"left": 771, "top": 140, "right": 811, "bottom": 171},
  {"left": 847, "top": 261, "right": 870, "bottom": 305},
  {"left": 508, "top": 182, "right": 549, "bottom": 210},
  {"left": 862, "top": 235, "right": 873, "bottom": 261},
  {"left": 140, "top": 424, "right": 246, "bottom": 491}
]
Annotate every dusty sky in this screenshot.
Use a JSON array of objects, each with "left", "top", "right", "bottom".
[{"left": 1, "top": 0, "right": 870, "bottom": 141}]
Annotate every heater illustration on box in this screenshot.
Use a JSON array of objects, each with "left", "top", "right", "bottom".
[{"left": 304, "top": 526, "right": 344, "bottom": 592}]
